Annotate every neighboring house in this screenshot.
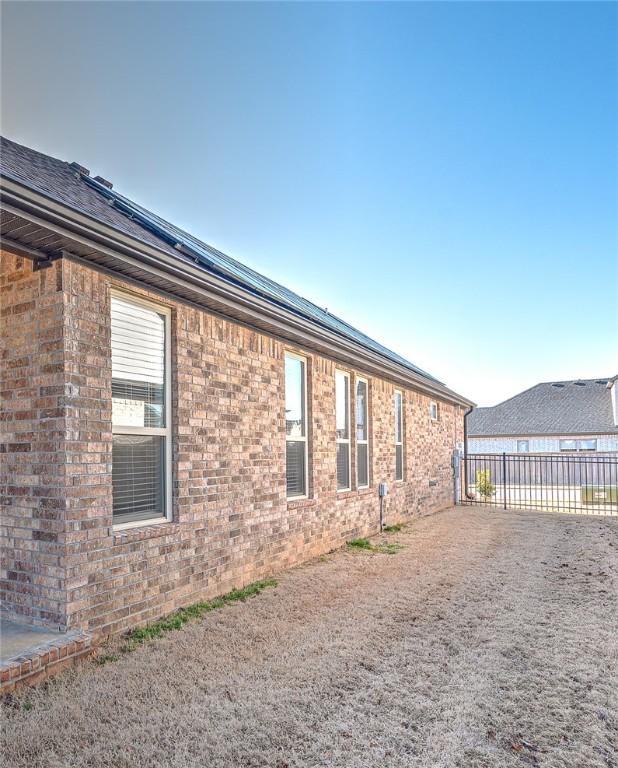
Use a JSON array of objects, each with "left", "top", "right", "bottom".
[
  {"left": 0, "top": 137, "right": 472, "bottom": 641},
  {"left": 467, "top": 378, "right": 618, "bottom": 454}
]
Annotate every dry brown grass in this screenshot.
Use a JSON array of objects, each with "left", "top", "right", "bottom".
[{"left": 2, "top": 506, "right": 617, "bottom": 767}]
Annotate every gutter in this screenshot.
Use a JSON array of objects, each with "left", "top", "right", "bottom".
[{"left": 1, "top": 176, "right": 474, "bottom": 408}]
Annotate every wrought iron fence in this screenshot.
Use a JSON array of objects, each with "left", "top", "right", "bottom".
[{"left": 460, "top": 453, "right": 618, "bottom": 516}]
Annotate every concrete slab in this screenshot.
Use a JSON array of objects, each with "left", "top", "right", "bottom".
[{"left": 0, "top": 618, "right": 63, "bottom": 664}]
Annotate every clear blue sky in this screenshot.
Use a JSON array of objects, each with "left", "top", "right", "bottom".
[{"left": 2, "top": 1, "right": 616, "bottom": 405}]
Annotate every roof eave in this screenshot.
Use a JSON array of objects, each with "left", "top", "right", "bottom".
[{"left": 0, "top": 176, "right": 474, "bottom": 408}]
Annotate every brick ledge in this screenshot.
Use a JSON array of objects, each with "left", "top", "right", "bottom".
[
  {"left": 113, "top": 522, "right": 181, "bottom": 546},
  {"left": 1, "top": 630, "right": 94, "bottom": 694}
]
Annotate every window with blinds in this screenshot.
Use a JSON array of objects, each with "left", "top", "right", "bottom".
[
  {"left": 356, "top": 378, "right": 369, "bottom": 488},
  {"left": 336, "top": 370, "right": 351, "bottom": 491},
  {"left": 285, "top": 353, "right": 307, "bottom": 498},
  {"left": 111, "top": 293, "right": 171, "bottom": 526},
  {"left": 394, "top": 390, "right": 404, "bottom": 481}
]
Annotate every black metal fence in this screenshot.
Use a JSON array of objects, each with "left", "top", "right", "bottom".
[{"left": 460, "top": 453, "right": 618, "bottom": 516}]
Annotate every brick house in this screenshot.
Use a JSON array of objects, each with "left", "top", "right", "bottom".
[
  {"left": 1, "top": 137, "right": 472, "bottom": 644},
  {"left": 468, "top": 378, "right": 618, "bottom": 454}
]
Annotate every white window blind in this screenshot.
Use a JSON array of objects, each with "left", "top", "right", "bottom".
[
  {"left": 356, "top": 378, "right": 369, "bottom": 488},
  {"left": 111, "top": 294, "right": 171, "bottom": 526},
  {"left": 336, "top": 371, "right": 351, "bottom": 491},
  {"left": 394, "top": 390, "right": 404, "bottom": 481},
  {"left": 285, "top": 354, "right": 307, "bottom": 498}
]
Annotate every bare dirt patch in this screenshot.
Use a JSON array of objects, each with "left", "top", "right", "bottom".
[{"left": 2, "top": 507, "right": 617, "bottom": 767}]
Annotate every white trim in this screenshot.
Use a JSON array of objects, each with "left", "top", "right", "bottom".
[
  {"left": 285, "top": 351, "right": 309, "bottom": 500},
  {"left": 559, "top": 438, "right": 598, "bottom": 452},
  {"left": 430, "top": 401, "right": 439, "bottom": 421},
  {"left": 394, "top": 389, "right": 404, "bottom": 482},
  {"left": 113, "top": 516, "right": 171, "bottom": 532},
  {"left": 356, "top": 376, "right": 370, "bottom": 489},
  {"left": 112, "top": 426, "right": 168, "bottom": 436},
  {"left": 111, "top": 290, "right": 173, "bottom": 527},
  {"left": 336, "top": 369, "right": 351, "bottom": 492}
]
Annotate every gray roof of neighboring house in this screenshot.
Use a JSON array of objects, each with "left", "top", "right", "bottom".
[
  {"left": 468, "top": 378, "right": 618, "bottom": 437},
  {"left": 0, "top": 136, "right": 440, "bottom": 385}
]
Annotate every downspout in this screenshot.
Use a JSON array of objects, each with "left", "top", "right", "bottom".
[{"left": 463, "top": 406, "right": 474, "bottom": 498}]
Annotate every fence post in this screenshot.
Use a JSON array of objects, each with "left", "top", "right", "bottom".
[{"left": 502, "top": 452, "right": 507, "bottom": 510}]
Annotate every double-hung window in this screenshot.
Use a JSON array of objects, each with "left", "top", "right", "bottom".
[
  {"left": 356, "top": 378, "right": 369, "bottom": 488},
  {"left": 285, "top": 353, "right": 308, "bottom": 498},
  {"left": 394, "top": 389, "right": 404, "bottom": 481},
  {"left": 111, "top": 293, "right": 172, "bottom": 527},
  {"left": 336, "top": 370, "right": 351, "bottom": 491}
]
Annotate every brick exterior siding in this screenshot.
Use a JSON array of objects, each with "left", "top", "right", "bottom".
[
  {"left": 1, "top": 253, "right": 68, "bottom": 628},
  {"left": 1, "top": 250, "right": 465, "bottom": 638}
]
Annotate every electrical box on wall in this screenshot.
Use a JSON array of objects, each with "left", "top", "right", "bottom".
[{"left": 378, "top": 482, "right": 389, "bottom": 498}]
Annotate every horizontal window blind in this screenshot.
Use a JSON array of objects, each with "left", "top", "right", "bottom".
[
  {"left": 111, "top": 294, "right": 170, "bottom": 525},
  {"left": 286, "top": 441, "right": 306, "bottom": 497},
  {"left": 111, "top": 299, "right": 165, "bottom": 385},
  {"left": 395, "top": 444, "right": 403, "bottom": 482},
  {"left": 357, "top": 444, "right": 369, "bottom": 488},
  {"left": 394, "top": 391, "right": 403, "bottom": 481},
  {"left": 285, "top": 354, "right": 307, "bottom": 498},
  {"left": 356, "top": 379, "right": 369, "bottom": 488},
  {"left": 336, "top": 371, "right": 351, "bottom": 490},
  {"left": 337, "top": 443, "right": 350, "bottom": 491},
  {"left": 113, "top": 436, "right": 165, "bottom": 524}
]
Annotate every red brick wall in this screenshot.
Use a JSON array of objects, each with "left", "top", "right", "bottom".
[
  {"left": 1, "top": 252, "right": 68, "bottom": 627},
  {"left": 2, "top": 251, "right": 464, "bottom": 636}
]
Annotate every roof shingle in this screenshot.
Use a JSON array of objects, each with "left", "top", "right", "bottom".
[{"left": 468, "top": 379, "right": 618, "bottom": 436}]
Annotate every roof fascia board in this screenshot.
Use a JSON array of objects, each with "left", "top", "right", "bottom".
[{"left": 1, "top": 177, "right": 473, "bottom": 407}]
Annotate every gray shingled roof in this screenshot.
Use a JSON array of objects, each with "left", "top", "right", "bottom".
[
  {"left": 0, "top": 136, "right": 440, "bottom": 384},
  {"left": 468, "top": 379, "right": 618, "bottom": 436}
]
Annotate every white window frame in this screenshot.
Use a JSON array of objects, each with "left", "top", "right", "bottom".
[
  {"left": 577, "top": 438, "right": 597, "bottom": 452},
  {"left": 560, "top": 438, "right": 597, "bottom": 452},
  {"left": 336, "top": 369, "right": 351, "bottom": 492},
  {"left": 356, "top": 377, "right": 370, "bottom": 489},
  {"left": 111, "top": 291, "right": 173, "bottom": 530},
  {"left": 285, "top": 351, "right": 309, "bottom": 500},
  {"left": 517, "top": 439, "right": 529, "bottom": 453},
  {"left": 430, "top": 401, "right": 439, "bottom": 421},
  {"left": 394, "top": 389, "right": 404, "bottom": 482}
]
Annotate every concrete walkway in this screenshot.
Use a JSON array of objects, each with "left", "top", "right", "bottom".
[{"left": 0, "top": 618, "right": 62, "bottom": 664}]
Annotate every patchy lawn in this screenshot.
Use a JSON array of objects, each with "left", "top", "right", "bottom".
[{"left": 2, "top": 506, "right": 617, "bottom": 768}]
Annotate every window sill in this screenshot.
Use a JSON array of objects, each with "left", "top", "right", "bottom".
[
  {"left": 336, "top": 486, "right": 375, "bottom": 500},
  {"left": 113, "top": 520, "right": 179, "bottom": 546},
  {"left": 287, "top": 497, "right": 317, "bottom": 510}
]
